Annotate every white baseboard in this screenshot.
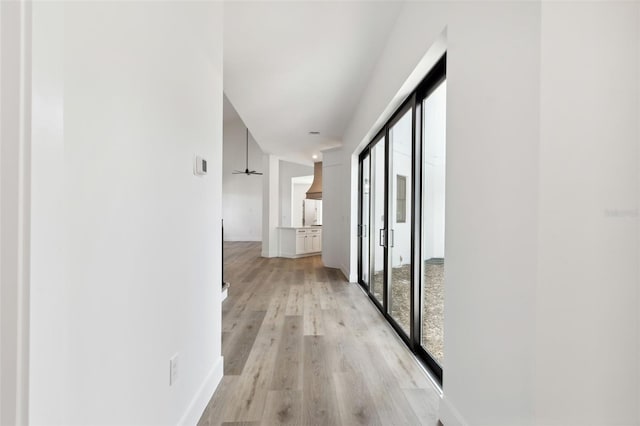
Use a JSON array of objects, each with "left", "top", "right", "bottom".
[
  {"left": 439, "top": 396, "right": 468, "bottom": 426},
  {"left": 337, "top": 263, "right": 351, "bottom": 283},
  {"left": 340, "top": 265, "right": 357, "bottom": 283},
  {"left": 178, "top": 355, "right": 224, "bottom": 426},
  {"left": 279, "top": 251, "right": 321, "bottom": 259}
]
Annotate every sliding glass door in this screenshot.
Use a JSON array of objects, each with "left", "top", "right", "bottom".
[
  {"left": 370, "top": 137, "right": 386, "bottom": 306},
  {"left": 357, "top": 54, "right": 446, "bottom": 384},
  {"left": 387, "top": 108, "right": 413, "bottom": 336},
  {"left": 419, "top": 80, "right": 447, "bottom": 367},
  {"left": 358, "top": 135, "right": 386, "bottom": 308},
  {"left": 358, "top": 152, "right": 371, "bottom": 290}
]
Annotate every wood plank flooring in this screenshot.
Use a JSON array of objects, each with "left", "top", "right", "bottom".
[{"left": 198, "top": 242, "right": 441, "bottom": 426}]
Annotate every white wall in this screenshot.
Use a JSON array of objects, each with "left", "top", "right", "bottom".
[
  {"left": 30, "top": 3, "right": 66, "bottom": 423},
  {"left": 262, "top": 155, "right": 280, "bottom": 257},
  {"left": 324, "top": 1, "right": 640, "bottom": 425},
  {"left": 29, "top": 2, "right": 224, "bottom": 424},
  {"left": 1, "top": 1, "right": 32, "bottom": 424},
  {"left": 223, "top": 116, "right": 263, "bottom": 241},
  {"left": 279, "top": 160, "right": 313, "bottom": 227},
  {"left": 321, "top": 148, "right": 348, "bottom": 274},
  {"left": 536, "top": 2, "right": 639, "bottom": 424}
]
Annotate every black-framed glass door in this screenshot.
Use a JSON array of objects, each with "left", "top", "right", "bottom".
[
  {"left": 357, "top": 54, "right": 446, "bottom": 384},
  {"left": 370, "top": 139, "right": 387, "bottom": 306},
  {"left": 359, "top": 135, "right": 387, "bottom": 308},
  {"left": 358, "top": 151, "right": 371, "bottom": 290},
  {"left": 387, "top": 105, "right": 413, "bottom": 337},
  {"left": 417, "top": 78, "right": 447, "bottom": 371}
]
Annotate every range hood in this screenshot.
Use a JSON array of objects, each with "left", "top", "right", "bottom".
[{"left": 305, "top": 162, "right": 322, "bottom": 200}]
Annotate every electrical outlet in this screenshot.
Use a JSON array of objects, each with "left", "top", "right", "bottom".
[{"left": 169, "top": 354, "right": 179, "bottom": 386}]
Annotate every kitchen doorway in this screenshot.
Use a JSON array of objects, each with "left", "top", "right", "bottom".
[{"left": 291, "top": 175, "right": 322, "bottom": 227}]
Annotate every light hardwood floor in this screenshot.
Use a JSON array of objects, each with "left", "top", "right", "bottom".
[{"left": 198, "top": 241, "right": 442, "bottom": 426}]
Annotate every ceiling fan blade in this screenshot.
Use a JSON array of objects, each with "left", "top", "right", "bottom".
[{"left": 250, "top": 172, "right": 263, "bottom": 175}]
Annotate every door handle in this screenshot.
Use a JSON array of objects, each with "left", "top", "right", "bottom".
[
  {"left": 390, "top": 229, "right": 395, "bottom": 247},
  {"left": 357, "top": 224, "right": 362, "bottom": 238},
  {"left": 379, "top": 229, "right": 385, "bottom": 247}
]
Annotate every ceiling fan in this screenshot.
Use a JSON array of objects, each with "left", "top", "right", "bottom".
[{"left": 233, "top": 128, "right": 263, "bottom": 176}]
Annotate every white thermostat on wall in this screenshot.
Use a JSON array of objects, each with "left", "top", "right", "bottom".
[{"left": 195, "top": 156, "right": 207, "bottom": 176}]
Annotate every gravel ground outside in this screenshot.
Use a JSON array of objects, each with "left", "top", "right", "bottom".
[{"left": 372, "top": 259, "right": 444, "bottom": 365}]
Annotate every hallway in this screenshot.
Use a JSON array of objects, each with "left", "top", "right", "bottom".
[{"left": 198, "top": 242, "right": 441, "bottom": 425}]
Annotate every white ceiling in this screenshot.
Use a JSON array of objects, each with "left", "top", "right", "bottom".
[{"left": 224, "top": 1, "right": 403, "bottom": 165}]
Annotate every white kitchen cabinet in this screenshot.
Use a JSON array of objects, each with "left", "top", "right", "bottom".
[
  {"left": 308, "top": 228, "right": 321, "bottom": 252},
  {"left": 296, "top": 234, "right": 306, "bottom": 254},
  {"left": 310, "top": 234, "right": 321, "bottom": 252},
  {"left": 278, "top": 227, "right": 322, "bottom": 258}
]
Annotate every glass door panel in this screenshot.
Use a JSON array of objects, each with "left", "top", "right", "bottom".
[
  {"left": 387, "top": 109, "right": 413, "bottom": 336},
  {"left": 359, "top": 153, "right": 371, "bottom": 288},
  {"left": 370, "top": 139, "right": 386, "bottom": 304},
  {"left": 420, "top": 80, "right": 447, "bottom": 365}
]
